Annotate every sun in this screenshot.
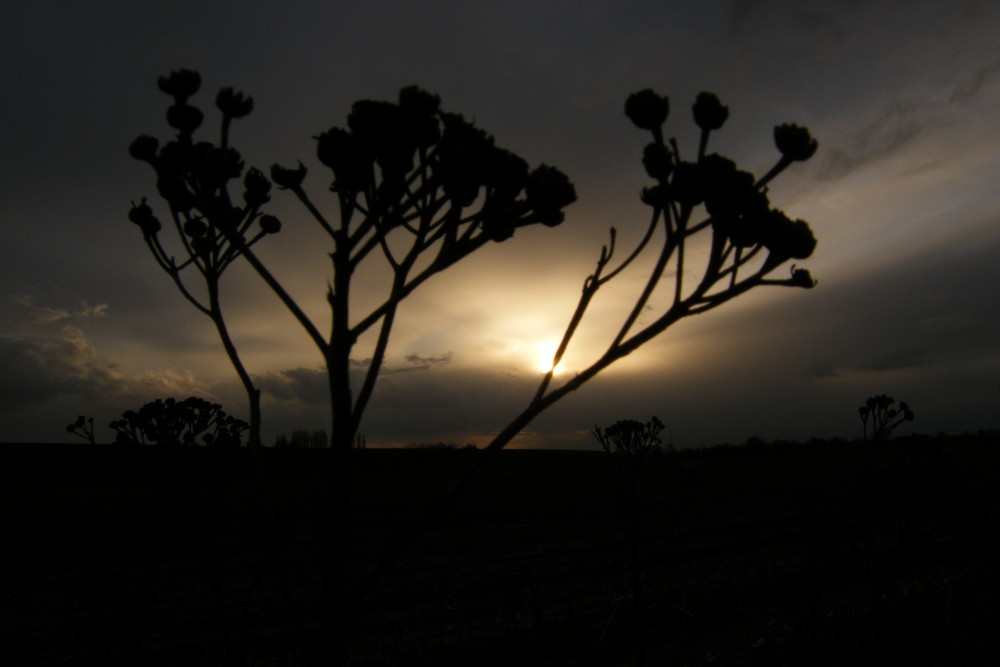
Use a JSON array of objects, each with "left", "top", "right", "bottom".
[{"left": 536, "top": 341, "right": 565, "bottom": 374}]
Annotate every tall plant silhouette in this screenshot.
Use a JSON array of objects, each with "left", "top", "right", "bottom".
[
  {"left": 130, "top": 69, "right": 577, "bottom": 662},
  {"left": 360, "top": 89, "right": 820, "bottom": 619},
  {"left": 433, "top": 89, "right": 817, "bottom": 473},
  {"left": 129, "top": 70, "right": 277, "bottom": 448}
]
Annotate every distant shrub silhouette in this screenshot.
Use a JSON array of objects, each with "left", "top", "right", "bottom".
[
  {"left": 272, "top": 428, "right": 329, "bottom": 448},
  {"left": 65, "top": 414, "right": 96, "bottom": 444},
  {"left": 593, "top": 416, "right": 664, "bottom": 464},
  {"left": 859, "top": 394, "right": 914, "bottom": 441},
  {"left": 109, "top": 396, "right": 247, "bottom": 447}
]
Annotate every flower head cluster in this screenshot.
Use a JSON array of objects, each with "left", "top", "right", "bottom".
[
  {"left": 298, "top": 86, "right": 576, "bottom": 243},
  {"left": 128, "top": 69, "right": 280, "bottom": 272},
  {"left": 628, "top": 88, "right": 817, "bottom": 287}
]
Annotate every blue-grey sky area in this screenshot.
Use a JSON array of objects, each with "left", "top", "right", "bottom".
[{"left": 2, "top": 1, "right": 999, "bottom": 448}]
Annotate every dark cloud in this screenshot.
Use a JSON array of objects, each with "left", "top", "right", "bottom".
[
  {"left": 259, "top": 367, "right": 327, "bottom": 404},
  {"left": 261, "top": 352, "right": 453, "bottom": 405},
  {"left": 396, "top": 352, "right": 453, "bottom": 373}
]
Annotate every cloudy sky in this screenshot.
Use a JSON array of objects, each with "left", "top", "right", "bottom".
[{"left": 3, "top": 0, "right": 999, "bottom": 448}]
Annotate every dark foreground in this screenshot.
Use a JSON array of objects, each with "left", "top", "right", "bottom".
[{"left": 2, "top": 436, "right": 999, "bottom": 666}]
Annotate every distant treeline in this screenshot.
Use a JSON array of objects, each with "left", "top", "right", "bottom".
[
  {"left": 701, "top": 428, "right": 1000, "bottom": 453},
  {"left": 272, "top": 430, "right": 329, "bottom": 448},
  {"left": 270, "top": 432, "right": 476, "bottom": 450},
  {"left": 267, "top": 429, "right": 1000, "bottom": 450}
]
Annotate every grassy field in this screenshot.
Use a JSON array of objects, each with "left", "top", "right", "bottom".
[{"left": 2, "top": 436, "right": 999, "bottom": 665}]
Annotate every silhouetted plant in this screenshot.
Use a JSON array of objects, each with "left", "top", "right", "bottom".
[
  {"left": 128, "top": 73, "right": 819, "bottom": 664},
  {"left": 129, "top": 70, "right": 276, "bottom": 448},
  {"left": 107, "top": 396, "right": 247, "bottom": 660},
  {"left": 593, "top": 416, "right": 664, "bottom": 465},
  {"left": 131, "top": 69, "right": 576, "bottom": 663},
  {"left": 109, "top": 396, "right": 247, "bottom": 447},
  {"left": 859, "top": 394, "right": 914, "bottom": 441},
  {"left": 592, "top": 417, "right": 664, "bottom": 665},
  {"left": 65, "top": 414, "right": 96, "bottom": 444},
  {"left": 358, "top": 88, "right": 820, "bottom": 631},
  {"left": 133, "top": 69, "right": 574, "bottom": 450}
]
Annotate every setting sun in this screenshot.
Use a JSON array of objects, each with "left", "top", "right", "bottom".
[{"left": 536, "top": 341, "right": 565, "bottom": 374}]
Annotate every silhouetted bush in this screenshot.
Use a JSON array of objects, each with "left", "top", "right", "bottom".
[
  {"left": 859, "top": 394, "right": 914, "bottom": 441},
  {"left": 109, "top": 396, "right": 247, "bottom": 447},
  {"left": 65, "top": 415, "right": 96, "bottom": 444}
]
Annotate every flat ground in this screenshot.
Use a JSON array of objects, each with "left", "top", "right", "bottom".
[{"left": 3, "top": 437, "right": 999, "bottom": 665}]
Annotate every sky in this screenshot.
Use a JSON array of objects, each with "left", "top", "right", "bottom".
[{"left": 2, "top": 0, "right": 1000, "bottom": 449}]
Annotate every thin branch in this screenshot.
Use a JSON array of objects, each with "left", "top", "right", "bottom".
[
  {"left": 289, "top": 185, "right": 338, "bottom": 239},
  {"left": 218, "top": 229, "right": 328, "bottom": 353}
]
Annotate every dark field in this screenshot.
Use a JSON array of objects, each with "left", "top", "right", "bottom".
[{"left": 3, "top": 437, "right": 999, "bottom": 666}]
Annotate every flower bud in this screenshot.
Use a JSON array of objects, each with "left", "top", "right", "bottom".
[
  {"left": 156, "top": 173, "right": 194, "bottom": 212},
  {"left": 692, "top": 92, "right": 729, "bottom": 131},
  {"left": 483, "top": 147, "right": 529, "bottom": 201},
  {"left": 774, "top": 123, "right": 818, "bottom": 161},
  {"left": 243, "top": 167, "right": 271, "bottom": 206},
  {"left": 183, "top": 218, "right": 207, "bottom": 238},
  {"left": 481, "top": 205, "right": 517, "bottom": 242},
  {"left": 640, "top": 184, "right": 670, "bottom": 208},
  {"left": 625, "top": 89, "right": 669, "bottom": 131},
  {"left": 525, "top": 165, "right": 576, "bottom": 225},
  {"left": 784, "top": 219, "right": 817, "bottom": 259},
  {"left": 191, "top": 236, "right": 215, "bottom": 257},
  {"left": 192, "top": 143, "right": 244, "bottom": 188},
  {"left": 642, "top": 143, "right": 673, "bottom": 181},
  {"left": 128, "top": 135, "right": 159, "bottom": 163},
  {"left": 167, "top": 103, "right": 204, "bottom": 134},
  {"left": 270, "top": 161, "right": 307, "bottom": 189},
  {"left": 128, "top": 198, "right": 161, "bottom": 235},
  {"left": 763, "top": 212, "right": 816, "bottom": 261},
  {"left": 258, "top": 214, "right": 282, "bottom": 234},
  {"left": 216, "top": 87, "right": 254, "bottom": 118},
  {"left": 789, "top": 267, "right": 817, "bottom": 289},
  {"left": 315, "top": 127, "right": 374, "bottom": 192},
  {"left": 398, "top": 85, "right": 440, "bottom": 119},
  {"left": 157, "top": 69, "right": 201, "bottom": 102}
]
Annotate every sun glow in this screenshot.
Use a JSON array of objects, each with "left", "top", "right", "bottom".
[{"left": 536, "top": 341, "right": 565, "bottom": 374}]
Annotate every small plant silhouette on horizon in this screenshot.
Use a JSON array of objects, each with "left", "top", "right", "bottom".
[
  {"left": 109, "top": 396, "right": 247, "bottom": 447},
  {"left": 859, "top": 394, "right": 914, "bottom": 441},
  {"left": 65, "top": 415, "right": 96, "bottom": 444},
  {"left": 592, "top": 416, "right": 665, "bottom": 666},
  {"left": 593, "top": 416, "right": 665, "bottom": 466}
]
